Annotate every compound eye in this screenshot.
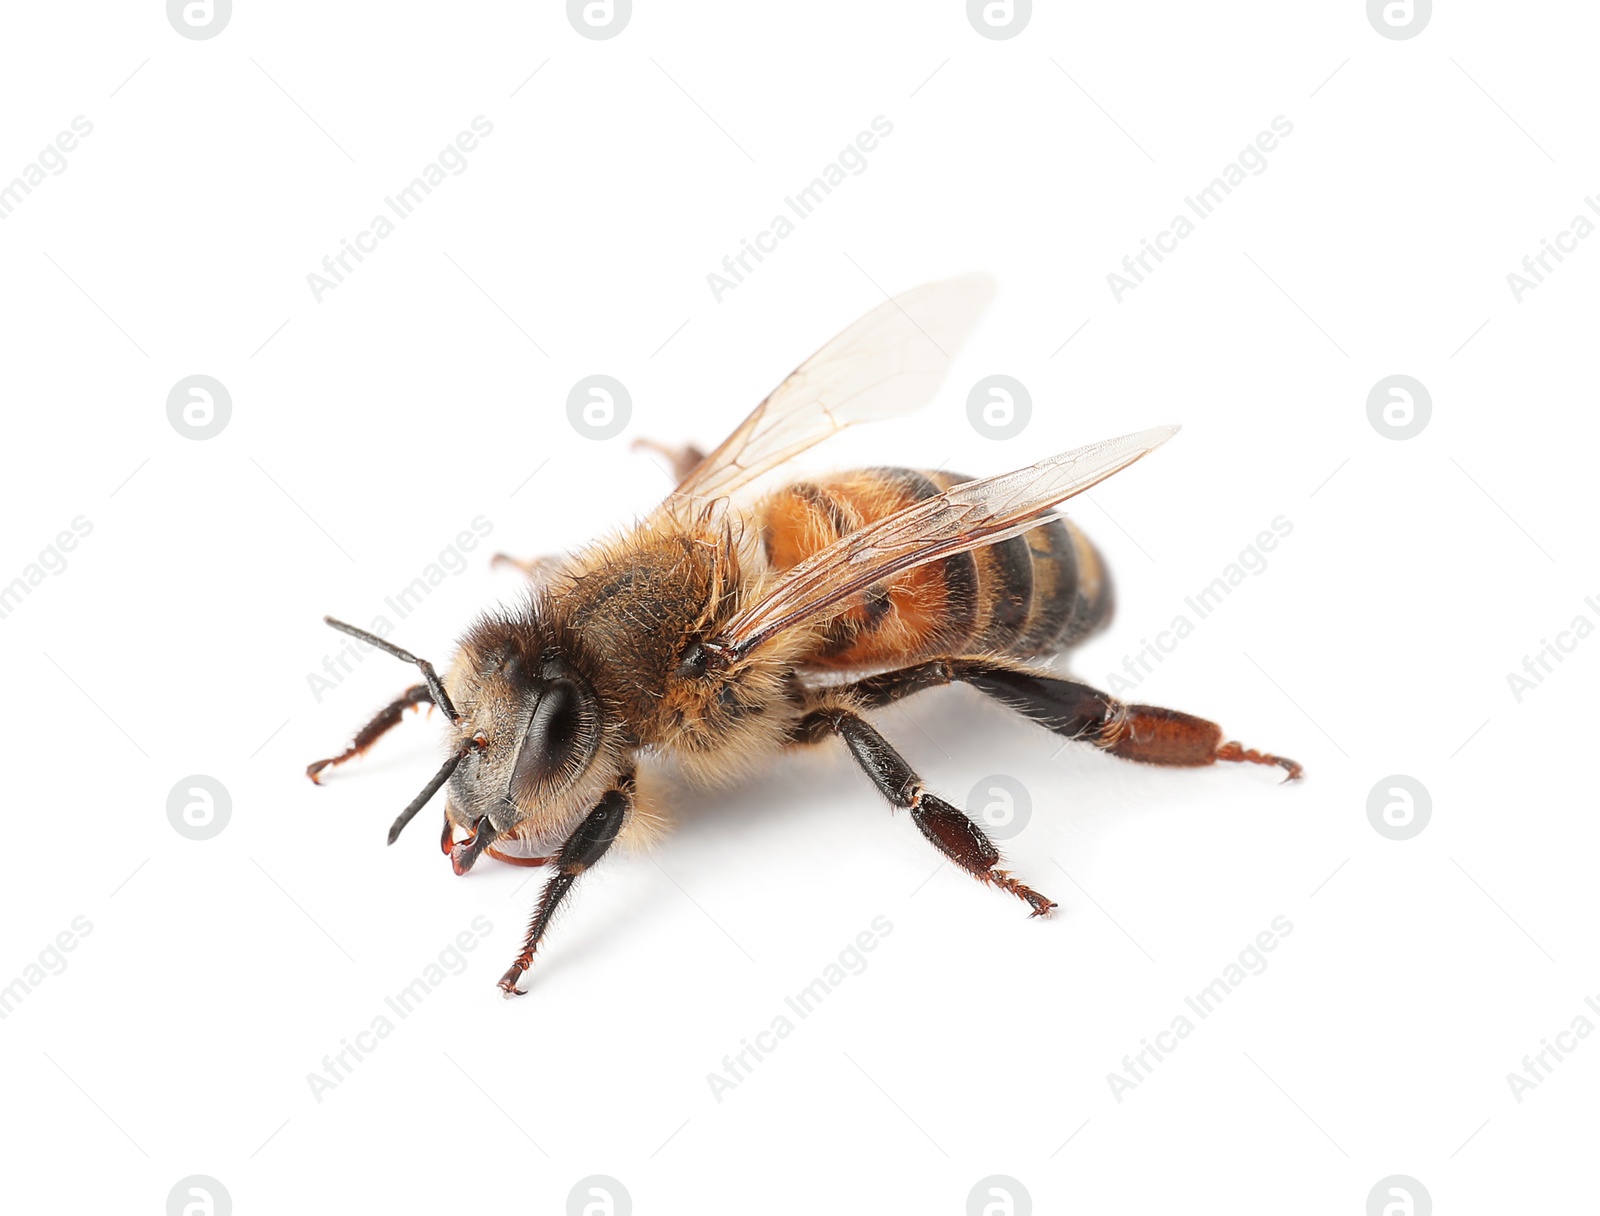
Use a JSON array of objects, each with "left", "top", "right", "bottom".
[{"left": 510, "top": 679, "right": 599, "bottom": 798}]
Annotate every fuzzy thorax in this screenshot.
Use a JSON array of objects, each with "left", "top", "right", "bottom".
[{"left": 433, "top": 515, "right": 815, "bottom": 852}]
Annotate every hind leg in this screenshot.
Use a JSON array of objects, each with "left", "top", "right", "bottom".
[
  {"left": 847, "top": 659, "right": 1302, "bottom": 780},
  {"left": 794, "top": 705, "right": 1056, "bottom": 915}
]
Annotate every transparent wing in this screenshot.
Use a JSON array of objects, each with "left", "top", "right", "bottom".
[
  {"left": 668, "top": 274, "right": 996, "bottom": 508},
  {"left": 716, "top": 426, "right": 1180, "bottom": 656}
]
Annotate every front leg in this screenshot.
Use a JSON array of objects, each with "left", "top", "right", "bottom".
[
  {"left": 498, "top": 777, "right": 632, "bottom": 996},
  {"left": 795, "top": 708, "right": 1056, "bottom": 916},
  {"left": 306, "top": 683, "right": 431, "bottom": 783}
]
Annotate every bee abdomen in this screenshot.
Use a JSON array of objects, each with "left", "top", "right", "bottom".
[{"left": 757, "top": 467, "right": 1114, "bottom": 670}]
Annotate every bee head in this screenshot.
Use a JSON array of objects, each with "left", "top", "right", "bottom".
[{"left": 438, "top": 612, "right": 628, "bottom": 850}]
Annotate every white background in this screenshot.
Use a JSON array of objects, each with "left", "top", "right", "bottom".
[{"left": 2, "top": 2, "right": 1595, "bottom": 1212}]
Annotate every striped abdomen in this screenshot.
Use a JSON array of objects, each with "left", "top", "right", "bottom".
[{"left": 755, "top": 467, "right": 1114, "bottom": 671}]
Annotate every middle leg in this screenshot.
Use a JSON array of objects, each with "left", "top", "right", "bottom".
[{"left": 795, "top": 707, "right": 1056, "bottom": 916}]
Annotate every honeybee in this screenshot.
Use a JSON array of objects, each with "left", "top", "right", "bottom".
[{"left": 307, "top": 275, "right": 1301, "bottom": 996}]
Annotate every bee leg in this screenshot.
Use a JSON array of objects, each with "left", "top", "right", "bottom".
[
  {"left": 959, "top": 665, "right": 1303, "bottom": 780},
  {"left": 852, "top": 660, "right": 1302, "bottom": 781},
  {"left": 498, "top": 780, "right": 632, "bottom": 997},
  {"left": 306, "top": 683, "right": 431, "bottom": 783},
  {"left": 630, "top": 437, "right": 706, "bottom": 483},
  {"left": 796, "top": 708, "right": 1056, "bottom": 916}
]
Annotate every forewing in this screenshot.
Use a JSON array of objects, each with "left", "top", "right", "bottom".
[
  {"left": 717, "top": 426, "right": 1180, "bottom": 656},
  {"left": 668, "top": 274, "right": 996, "bottom": 507}
]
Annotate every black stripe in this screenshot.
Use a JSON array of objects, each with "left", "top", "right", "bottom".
[
  {"left": 1016, "top": 519, "right": 1078, "bottom": 655},
  {"left": 1059, "top": 528, "right": 1115, "bottom": 647},
  {"left": 976, "top": 533, "right": 1034, "bottom": 651}
]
